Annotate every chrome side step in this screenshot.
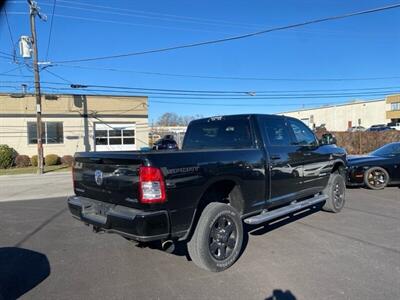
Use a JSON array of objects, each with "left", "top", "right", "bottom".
[{"left": 244, "top": 194, "right": 328, "bottom": 225}]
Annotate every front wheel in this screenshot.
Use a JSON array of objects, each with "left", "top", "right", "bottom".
[
  {"left": 187, "top": 203, "right": 243, "bottom": 272},
  {"left": 364, "top": 167, "right": 389, "bottom": 190},
  {"left": 322, "top": 172, "right": 346, "bottom": 213}
]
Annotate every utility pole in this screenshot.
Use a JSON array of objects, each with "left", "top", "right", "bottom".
[
  {"left": 358, "top": 118, "right": 362, "bottom": 154},
  {"left": 27, "top": 0, "right": 46, "bottom": 174}
]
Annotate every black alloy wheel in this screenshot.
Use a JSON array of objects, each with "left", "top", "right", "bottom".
[
  {"left": 364, "top": 167, "right": 389, "bottom": 190},
  {"left": 332, "top": 181, "right": 345, "bottom": 210},
  {"left": 322, "top": 172, "right": 346, "bottom": 213},
  {"left": 209, "top": 215, "right": 237, "bottom": 261}
]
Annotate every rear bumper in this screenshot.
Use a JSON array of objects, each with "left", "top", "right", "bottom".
[{"left": 67, "top": 196, "right": 170, "bottom": 242}]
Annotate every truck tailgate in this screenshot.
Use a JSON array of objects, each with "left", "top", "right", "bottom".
[{"left": 73, "top": 152, "right": 144, "bottom": 208}]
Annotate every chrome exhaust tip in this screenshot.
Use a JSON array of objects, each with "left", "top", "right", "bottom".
[{"left": 161, "top": 240, "right": 175, "bottom": 253}]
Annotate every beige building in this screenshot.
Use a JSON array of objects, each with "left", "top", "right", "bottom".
[
  {"left": 386, "top": 94, "right": 400, "bottom": 122},
  {"left": 280, "top": 94, "right": 400, "bottom": 131},
  {"left": 0, "top": 93, "right": 148, "bottom": 156}
]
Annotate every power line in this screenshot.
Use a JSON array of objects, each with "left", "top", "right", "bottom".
[
  {"left": 42, "top": 68, "right": 72, "bottom": 83},
  {"left": 45, "top": 0, "right": 57, "bottom": 60},
  {"left": 6, "top": 11, "right": 234, "bottom": 34},
  {"left": 46, "top": 0, "right": 265, "bottom": 29},
  {"left": 149, "top": 100, "right": 351, "bottom": 107},
  {"left": 55, "top": 82, "right": 400, "bottom": 95},
  {"left": 36, "top": 86, "right": 398, "bottom": 99},
  {"left": 39, "top": 3, "right": 246, "bottom": 31},
  {"left": 0, "top": 66, "right": 24, "bottom": 75},
  {"left": 49, "top": 13, "right": 232, "bottom": 34},
  {"left": 1, "top": 85, "right": 392, "bottom": 107},
  {"left": 0, "top": 50, "right": 14, "bottom": 58},
  {"left": 2, "top": 79, "right": 400, "bottom": 95},
  {"left": 11, "top": 1, "right": 396, "bottom": 39},
  {"left": 0, "top": 73, "right": 33, "bottom": 78},
  {"left": 0, "top": 55, "right": 14, "bottom": 61},
  {"left": 53, "top": 63, "right": 400, "bottom": 82},
  {"left": 2, "top": 7, "right": 16, "bottom": 59},
  {"left": 51, "top": 3, "right": 400, "bottom": 63},
  {"left": 0, "top": 85, "right": 21, "bottom": 90},
  {"left": 9, "top": 1, "right": 400, "bottom": 38},
  {"left": 32, "top": 83, "right": 400, "bottom": 96}
]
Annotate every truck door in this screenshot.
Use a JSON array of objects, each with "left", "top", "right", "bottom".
[
  {"left": 287, "top": 118, "right": 331, "bottom": 195},
  {"left": 257, "top": 116, "right": 304, "bottom": 208}
]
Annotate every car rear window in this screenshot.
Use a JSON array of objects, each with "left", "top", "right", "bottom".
[{"left": 183, "top": 117, "right": 254, "bottom": 150}]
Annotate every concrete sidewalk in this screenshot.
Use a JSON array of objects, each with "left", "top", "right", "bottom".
[{"left": 0, "top": 172, "right": 73, "bottom": 202}]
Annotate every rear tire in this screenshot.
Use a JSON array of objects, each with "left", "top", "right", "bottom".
[
  {"left": 322, "top": 172, "right": 346, "bottom": 213},
  {"left": 364, "top": 167, "right": 389, "bottom": 190},
  {"left": 187, "top": 203, "right": 243, "bottom": 272}
]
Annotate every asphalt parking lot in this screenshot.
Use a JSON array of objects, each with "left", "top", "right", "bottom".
[{"left": 0, "top": 186, "right": 399, "bottom": 300}]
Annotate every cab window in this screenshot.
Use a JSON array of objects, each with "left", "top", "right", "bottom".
[
  {"left": 288, "top": 119, "right": 317, "bottom": 146},
  {"left": 259, "top": 117, "right": 292, "bottom": 146}
]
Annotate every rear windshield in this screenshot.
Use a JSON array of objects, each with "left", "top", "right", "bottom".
[{"left": 182, "top": 117, "right": 254, "bottom": 150}]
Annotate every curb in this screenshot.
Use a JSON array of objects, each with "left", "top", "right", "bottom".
[
  {"left": 0, "top": 171, "right": 71, "bottom": 180},
  {"left": 0, "top": 193, "right": 72, "bottom": 202}
]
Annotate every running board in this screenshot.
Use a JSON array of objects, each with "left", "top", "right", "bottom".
[{"left": 244, "top": 194, "right": 328, "bottom": 225}]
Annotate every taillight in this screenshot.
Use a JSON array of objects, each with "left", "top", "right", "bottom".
[{"left": 139, "top": 166, "right": 166, "bottom": 204}]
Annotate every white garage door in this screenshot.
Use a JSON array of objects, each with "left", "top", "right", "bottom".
[{"left": 94, "top": 123, "right": 136, "bottom": 151}]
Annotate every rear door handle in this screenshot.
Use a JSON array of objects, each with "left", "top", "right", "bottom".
[
  {"left": 304, "top": 152, "right": 312, "bottom": 156},
  {"left": 270, "top": 155, "right": 281, "bottom": 160}
]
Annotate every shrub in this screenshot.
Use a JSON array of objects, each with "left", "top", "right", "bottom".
[
  {"left": 0, "top": 145, "right": 16, "bottom": 169},
  {"left": 332, "top": 131, "right": 400, "bottom": 154},
  {"left": 61, "top": 155, "right": 74, "bottom": 166},
  {"left": 45, "top": 154, "right": 60, "bottom": 166},
  {"left": 15, "top": 155, "right": 31, "bottom": 168},
  {"left": 31, "top": 155, "right": 39, "bottom": 167}
]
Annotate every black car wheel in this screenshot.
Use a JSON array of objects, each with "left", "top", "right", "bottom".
[
  {"left": 187, "top": 203, "right": 243, "bottom": 272},
  {"left": 364, "top": 167, "right": 389, "bottom": 190}
]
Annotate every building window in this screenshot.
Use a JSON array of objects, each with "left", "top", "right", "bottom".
[
  {"left": 95, "top": 127, "right": 135, "bottom": 146},
  {"left": 391, "top": 102, "right": 400, "bottom": 111},
  {"left": 27, "top": 122, "right": 64, "bottom": 144}
]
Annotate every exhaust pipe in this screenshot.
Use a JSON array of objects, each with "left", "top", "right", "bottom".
[{"left": 161, "top": 240, "right": 175, "bottom": 253}]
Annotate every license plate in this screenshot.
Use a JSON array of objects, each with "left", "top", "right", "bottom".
[
  {"left": 82, "top": 199, "right": 110, "bottom": 216},
  {"left": 95, "top": 203, "right": 109, "bottom": 216}
]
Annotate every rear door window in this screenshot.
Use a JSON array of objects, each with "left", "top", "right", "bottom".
[{"left": 183, "top": 117, "right": 254, "bottom": 150}]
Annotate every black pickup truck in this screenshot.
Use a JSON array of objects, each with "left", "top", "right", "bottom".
[{"left": 68, "top": 114, "right": 347, "bottom": 272}]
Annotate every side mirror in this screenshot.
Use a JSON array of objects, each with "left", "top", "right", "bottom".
[{"left": 319, "top": 133, "right": 337, "bottom": 145}]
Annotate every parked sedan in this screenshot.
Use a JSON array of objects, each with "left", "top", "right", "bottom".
[
  {"left": 347, "top": 142, "right": 400, "bottom": 189},
  {"left": 347, "top": 126, "right": 366, "bottom": 132},
  {"left": 152, "top": 136, "right": 178, "bottom": 150},
  {"left": 367, "top": 125, "right": 394, "bottom": 132}
]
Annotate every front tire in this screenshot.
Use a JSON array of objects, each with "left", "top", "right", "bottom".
[
  {"left": 364, "top": 167, "right": 389, "bottom": 190},
  {"left": 322, "top": 172, "right": 346, "bottom": 213},
  {"left": 187, "top": 203, "right": 243, "bottom": 272}
]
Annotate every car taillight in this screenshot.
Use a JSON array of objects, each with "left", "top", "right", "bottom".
[{"left": 139, "top": 166, "right": 166, "bottom": 204}]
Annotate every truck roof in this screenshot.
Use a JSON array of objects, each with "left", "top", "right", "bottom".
[{"left": 190, "top": 114, "right": 292, "bottom": 123}]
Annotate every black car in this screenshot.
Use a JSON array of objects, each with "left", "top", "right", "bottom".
[
  {"left": 347, "top": 142, "right": 400, "bottom": 189},
  {"left": 152, "top": 136, "right": 178, "bottom": 150}
]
